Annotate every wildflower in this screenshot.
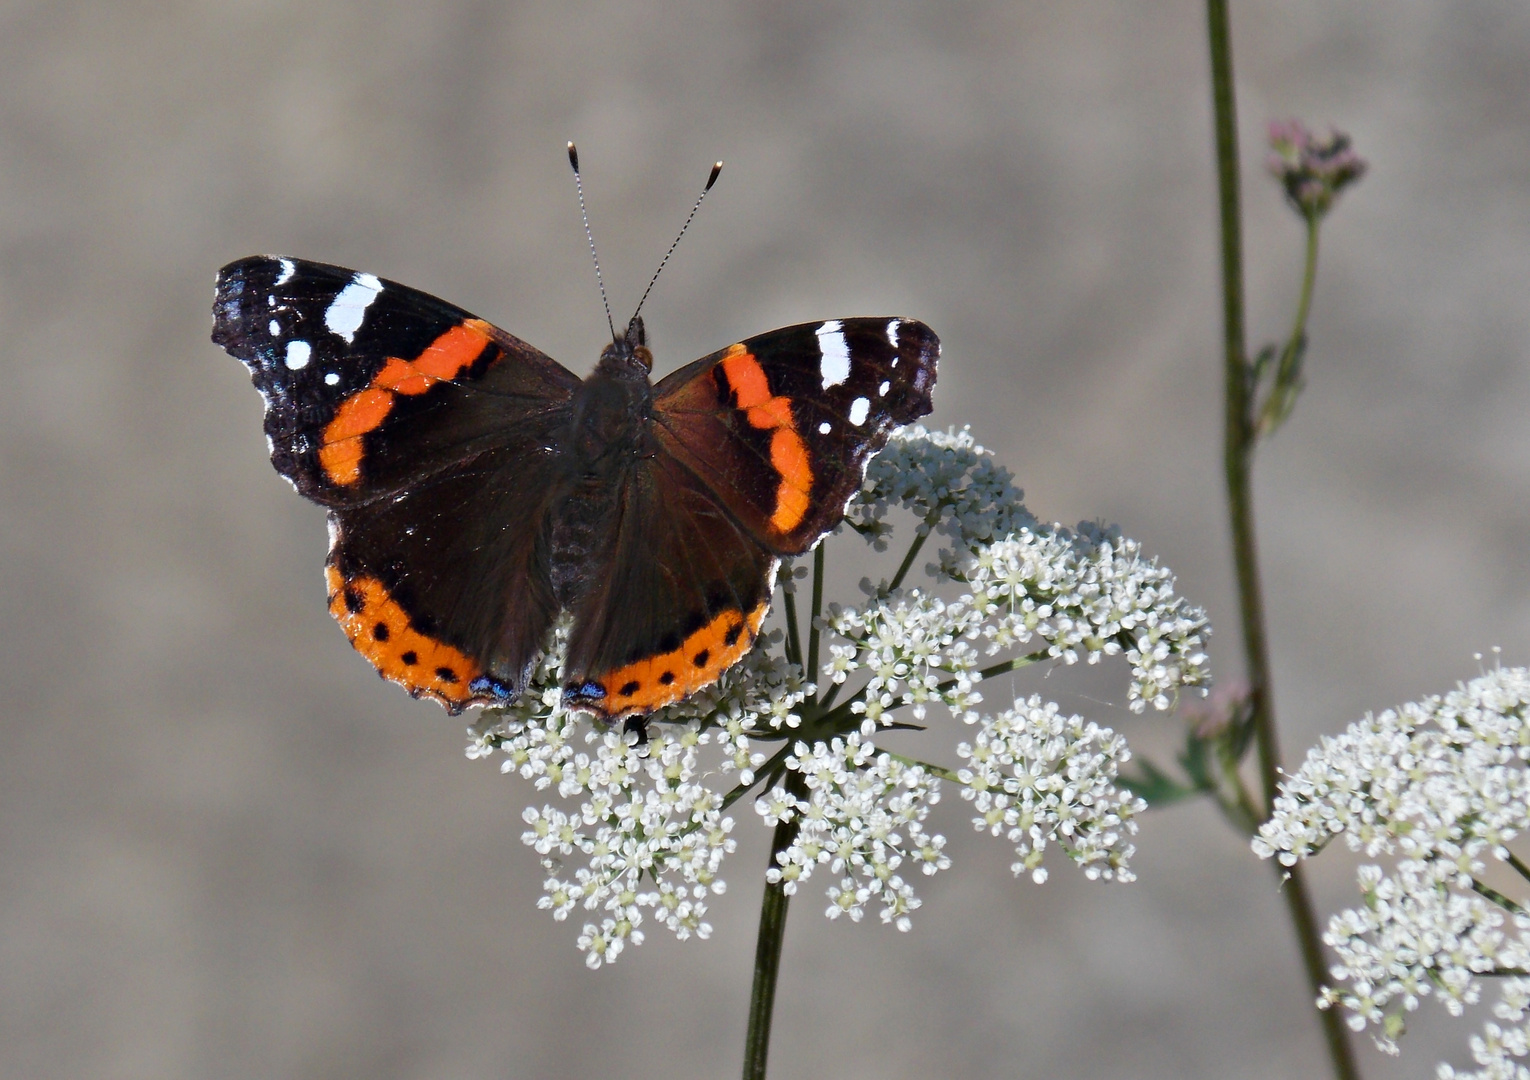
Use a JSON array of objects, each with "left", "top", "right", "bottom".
[
  {"left": 472, "top": 425, "right": 1210, "bottom": 966},
  {"left": 1254, "top": 662, "right": 1530, "bottom": 1077},
  {"left": 1266, "top": 120, "right": 1367, "bottom": 219}
]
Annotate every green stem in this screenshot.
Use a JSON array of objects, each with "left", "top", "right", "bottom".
[
  {"left": 1506, "top": 851, "right": 1530, "bottom": 885},
  {"left": 1205, "top": 4, "right": 1360, "bottom": 1079},
  {"left": 742, "top": 770, "right": 808, "bottom": 1080},
  {"left": 882, "top": 751, "right": 962, "bottom": 783},
  {"left": 1473, "top": 878, "right": 1529, "bottom": 917},
  {"left": 807, "top": 544, "right": 825, "bottom": 699},
  {"left": 720, "top": 745, "right": 794, "bottom": 811},
  {"left": 1285, "top": 214, "right": 1320, "bottom": 362},
  {"left": 781, "top": 582, "right": 804, "bottom": 671},
  {"left": 888, "top": 523, "right": 932, "bottom": 593},
  {"left": 1211, "top": 754, "right": 1264, "bottom": 837}
]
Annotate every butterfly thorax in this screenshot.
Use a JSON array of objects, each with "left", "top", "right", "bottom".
[{"left": 547, "top": 322, "right": 657, "bottom": 609}]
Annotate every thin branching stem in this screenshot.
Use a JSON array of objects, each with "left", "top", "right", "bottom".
[
  {"left": 888, "top": 523, "right": 932, "bottom": 593},
  {"left": 1205, "top": 3, "right": 1359, "bottom": 1078},
  {"left": 1473, "top": 879, "right": 1529, "bottom": 918},
  {"left": 881, "top": 751, "right": 962, "bottom": 783},
  {"left": 781, "top": 585, "right": 804, "bottom": 671},
  {"left": 1506, "top": 851, "right": 1530, "bottom": 886},
  {"left": 1285, "top": 214, "right": 1320, "bottom": 364},
  {"left": 807, "top": 544, "right": 825, "bottom": 697}
]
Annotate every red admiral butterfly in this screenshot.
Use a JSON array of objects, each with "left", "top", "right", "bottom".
[{"left": 213, "top": 240, "right": 937, "bottom": 719}]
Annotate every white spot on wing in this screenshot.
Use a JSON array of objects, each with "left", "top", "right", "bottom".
[
  {"left": 878, "top": 380, "right": 890, "bottom": 396},
  {"left": 816, "top": 320, "right": 851, "bottom": 388},
  {"left": 324, "top": 272, "right": 383, "bottom": 343},
  {"left": 885, "top": 318, "right": 901, "bottom": 349},
  {"left": 818, "top": 421, "right": 832, "bottom": 434},
  {"left": 268, "top": 319, "right": 281, "bottom": 336},
  {"left": 324, "top": 371, "right": 340, "bottom": 386},
  {"left": 274, "top": 258, "right": 296, "bottom": 286},
  {"left": 848, "top": 397, "right": 870, "bottom": 426},
  {"left": 284, "top": 340, "right": 312, "bottom": 370}
]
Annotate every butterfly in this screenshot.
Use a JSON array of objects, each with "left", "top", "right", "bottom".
[{"left": 212, "top": 255, "right": 938, "bottom": 719}]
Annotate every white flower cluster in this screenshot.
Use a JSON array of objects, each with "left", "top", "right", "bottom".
[
  {"left": 1253, "top": 664, "right": 1530, "bottom": 1075},
  {"left": 961, "top": 525, "right": 1209, "bottom": 712},
  {"left": 469, "top": 629, "right": 807, "bottom": 969},
  {"left": 756, "top": 733, "right": 946, "bottom": 930},
  {"left": 470, "top": 426, "right": 1209, "bottom": 966},
  {"left": 825, "top": 592, "right": 984, "bottom": 729},
  {"left": 958, "top": 695, "right": 1144, "bottom": 883},
  {"left": 828, "top": 428, "right": 1209, "bottom": 726},
  {"left": 848, "top": 425, "right": 1036, "bottom": 560}
]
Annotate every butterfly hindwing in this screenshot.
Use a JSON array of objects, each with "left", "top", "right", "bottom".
[
  {"left": 561, "top": 445, "right": 778, "bottom": 718},
  {"left": 650, "top": 318, "right": 938, "bottom": 554},
  {"left": 326, "top": 437, "right": 568, "bottom": 713}
]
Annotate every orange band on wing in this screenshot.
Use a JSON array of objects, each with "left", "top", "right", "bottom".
[
  {"left": 769, "top": 428, "right": 812, "bottom": 530},
  {"left": 583, "top": 600, "right": 770, "bottom": 717},
  {"left": 318, "top": 319, "right": 494, "bottom": 485},
  {"left": 720, "top": 344, "right": 772, "bottom": 408},
  {"left": 326, "top": 564, "right": 483, "bottom": 710},
  {"left": 718, "top": 345, "right": 814, "bottom": 534}
]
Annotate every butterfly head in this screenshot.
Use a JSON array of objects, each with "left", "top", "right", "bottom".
[{"left": 597, "top": 315, "right": 653, "bottom": 378}]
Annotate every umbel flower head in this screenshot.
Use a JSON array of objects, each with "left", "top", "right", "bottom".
[
  {"left": 470, "top": 426, "right": 1211, "bottom": 967},
  {"left": 1254, "top": 661, "right": 1530, "bottom": 1078},
  {"left": 1266, "top": 119, "right": 1367, "bottom": 220}
]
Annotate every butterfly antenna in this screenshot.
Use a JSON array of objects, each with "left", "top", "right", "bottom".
[
  {"left": 568, "top": 141, "right": 618, "bottom": 343},
  {"left": 630, "top": 159, "right": 723, "bottom": 327}
]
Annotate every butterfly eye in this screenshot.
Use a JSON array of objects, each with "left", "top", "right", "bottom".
[{"left": 633, "top": 345, "right": 653, "bottom": 371}]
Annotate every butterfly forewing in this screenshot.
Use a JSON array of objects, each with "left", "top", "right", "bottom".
[
  {"left": 650, "top": 317, "right": 938, "bottom": 554},
  {"left": 212, "top": 256, "right": 579, "bottom": 506}
]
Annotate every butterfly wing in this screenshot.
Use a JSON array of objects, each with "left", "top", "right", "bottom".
[
  {"left": 560, "top": 447, "right": 778, "bottom": 719},
  {"left": 650, "top": 318, "right": 938, "bottom": 555},
  {"left": 562, "top": 317, "right": 939, "bottom": 720},
  {"left": 213, "top": 256, "right": 580, "bottom": 711},
  {"left": 213, "top": 256, "right": 580, "bottom": 506}
]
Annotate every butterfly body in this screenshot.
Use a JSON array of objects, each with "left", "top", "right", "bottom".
[{"left": 213, "top": 256, "right": 938, "bottom": 719}]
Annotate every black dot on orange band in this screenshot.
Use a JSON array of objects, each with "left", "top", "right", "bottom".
[
  {"left": 659, "top": 671, "right": 675, "bottom": 686},
  {"left": 692, "top": 649, "right": 710, "bottom": 668},
  {"left": 343, "top": 586, "right": 364, "bottom": 614},
  {"left": 619, "top": 680, "right": 640, "bottom": 696},
  {"left": 723, "top": 624, "right": 743, "bottom": 647},
  {"left": 435, "top": 666, "right": 458, "bottom": 683},
  {"left": 401, "top": 651, "right": 418, "bottom": 666},
  {"left": 372, "top": 621, "right": 389, "bottom": 641}
]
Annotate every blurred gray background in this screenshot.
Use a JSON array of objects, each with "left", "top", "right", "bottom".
[{"left": 4, "top": 1, "right": 1528, "bottom": 1077}]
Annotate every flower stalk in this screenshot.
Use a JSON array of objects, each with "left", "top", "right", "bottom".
[
  {"left": 743, "top": 769, "right": 808, "bottom": 1080},
  {"left": 1205, "top": 3, "right": 1360, "bottom": 1078}
]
